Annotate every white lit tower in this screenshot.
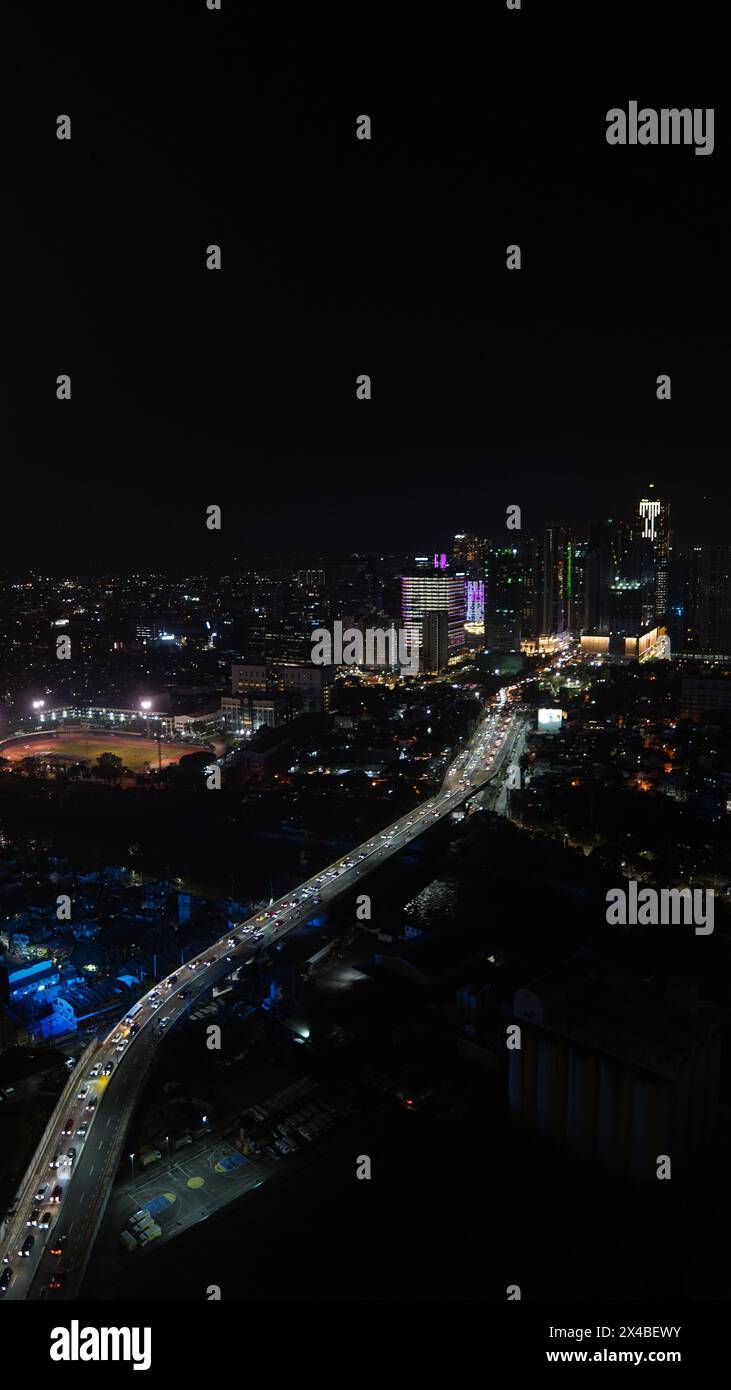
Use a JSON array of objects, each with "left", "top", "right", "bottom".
[{"left": 636, "top": 484, "right": 671, "bottom": 622}]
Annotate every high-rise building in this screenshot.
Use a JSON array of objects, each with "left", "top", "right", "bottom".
[
  {"left": 586, "top": 517, "right": 655, "bottom": 638},
  {"left": 421, "top": 611, "right": 450, "bottom": 672},
  {"left": 635, "top": 486, "right": 670, "bottom": 621},
  {"left": 484, "top": 543, "right": 522, "bottom": 651},
  {"left": 585, "top": 521, "right": 616, "bottom": 633},
  {"left": 452, "top": 533, "right": 486, "bottom": 576},
  {"left": 520, "top": 533, "right": 544, "bottom": 642},
  {"left": 465, "top": 578, "right": 485, "bottom": 627},
  {"left": 569, "top": 538, "right": 587, "bottom": 635},
  {"left": 400, "top": 573, "right": 466, "bottom": 670},
  {"left": 687, "top": 546, "right": 731, "bottom": 655},
  {"left": 542, "top": 526, "right": 571, "bottom": 637},
  {"left": 667, "top": 550, "right": 691, "bottom": 651}
]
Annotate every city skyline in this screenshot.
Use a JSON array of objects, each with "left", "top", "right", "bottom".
[{"left": 3, "top": 0, "right": 731, "bottom": 1352}]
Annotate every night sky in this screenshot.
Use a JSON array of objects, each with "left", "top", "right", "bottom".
[{"left": 5, "top": 4, "right": 729, "bottom": 567}]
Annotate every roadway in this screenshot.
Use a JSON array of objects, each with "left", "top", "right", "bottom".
[{"left": 1, "top": 698, "right": 522, "bottom": 1301}]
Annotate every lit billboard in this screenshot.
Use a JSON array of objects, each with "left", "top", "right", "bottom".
[{"left": 537, "top": 708, "right": 563, "bottom": 732}]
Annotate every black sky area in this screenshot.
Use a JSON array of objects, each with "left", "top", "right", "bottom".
[{"left": 4, "top": 4, "right": 729, "bottom": 569}]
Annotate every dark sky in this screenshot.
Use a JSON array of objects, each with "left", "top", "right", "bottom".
[{"left": 4, "top": 3, "right": 729, "bottom": 567}]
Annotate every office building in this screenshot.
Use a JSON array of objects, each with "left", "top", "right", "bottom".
[
  {"left": 400, "top": 573, "right": 466, "bottom": 669},
  {"left": 636, "top": 486, "right": 671, "bottom": 621},
  {"left": 686, "top": 546, "right": 731, "bottom": 656},
  {"left": 520, "top": 533, "right": 544, "bottom": 643},
  {"left": 542, "top": 526, "right": 571, "bottom": 638},
  {"left": 452, "top": 533, "right": 486, "bottom": 576},
  {"left": 484, "top": 543, "right": 522, "bottom": 651}
]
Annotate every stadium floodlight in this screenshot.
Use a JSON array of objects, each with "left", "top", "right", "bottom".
[
  {"left": 140, "top": 700, "right": 152, "bottom": 711},
  {"left": 32, "top": 699, "right": 45, "bottom": 709}
]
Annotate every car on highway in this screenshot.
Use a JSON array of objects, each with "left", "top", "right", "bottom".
[
  {"left": 86, "top": 1098, "right": 97, "bottom": 1112},
  {"left": 34, "top": 1182, "right": 49, "bottom": 1202},
  {"left": 62, "top": 1115, "right": 74, "bottom": 1135},
  {"left": 49, "top": 1235, "right": 66, "bottom": 1256},
  {"left": 39, "top": 1210, "right": 51, "bottom": 1231},
  {"left": 159, "top": 1017, "right": 170, "bottom": 1030},
  {"left": 48, "top": 1272, "right": 65, "bottom": 1291},
  {"left": 18, "top": 1234, "right": 35, "bottom": 1258},
  {"left": 77, "top": 1121, "right": 88, "bottom": 1137},
  {"left": 0, "top": 1268, "right": 13, "bottom": 1294},
  {"left": 77, "top": 1085, "right": 89, "bottom": 1100},
  {"left": 27, "top": 1208, "right": 39, "bottom": 1227},
  {"left": 103, "top": 1061, "right": 114, "bottom": 1075},
  {"left": 66, "top": 1148, "right": 76, "bottom": 1167},
  {"left": 50, "top": 1183, "right": 63, "bottom": 1203},
  {"left": 49, "top": 1152, "right": 59, "bottom": 1169}
]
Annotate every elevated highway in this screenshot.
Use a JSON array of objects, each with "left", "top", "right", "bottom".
[{"left": 2, "top": 702, "right": 522, "bottom": 1301}]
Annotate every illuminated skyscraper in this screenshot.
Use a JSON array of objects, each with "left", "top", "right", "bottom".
[
  {"left": 542, "top": 526, "right": 571, "bottom": 637},
  {"left": 466, "top": 578, "right": 485, "bottom": 626},
  {"left": 569, "top": 538, "right": 587, "bottom": 634},
  {"left": 520, "top": 532, "right": 544, "bottom": 642},
  {"left": 400, "top": 573, "right": 466, "bottom": 670},
  {"left": 484, "top": 543, "right": 522, "bottom": 651},
  {"left": 635, "top": 485, "right": 670, "bottom": 620},
  {"left": 452, "top": 533, "right": 486, "bottom": 576}
]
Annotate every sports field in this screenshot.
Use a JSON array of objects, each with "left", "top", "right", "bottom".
[{"left": 0, "top": 732, "right": 210, "bottom": 772}]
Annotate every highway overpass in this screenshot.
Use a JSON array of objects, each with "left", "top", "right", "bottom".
[{"left": 1, "top": 701, "right": 522, "bottom": 1301}]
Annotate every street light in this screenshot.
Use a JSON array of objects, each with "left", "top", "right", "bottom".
[
  {"left": 139, "top": 700, "right": 153, "bottom": 752},
  {"left": 32, "top": 700, "right": 45, "bottom": 709},
  {"left": 129, "top": 1152, "right": 135, "bottom": 1180}
]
